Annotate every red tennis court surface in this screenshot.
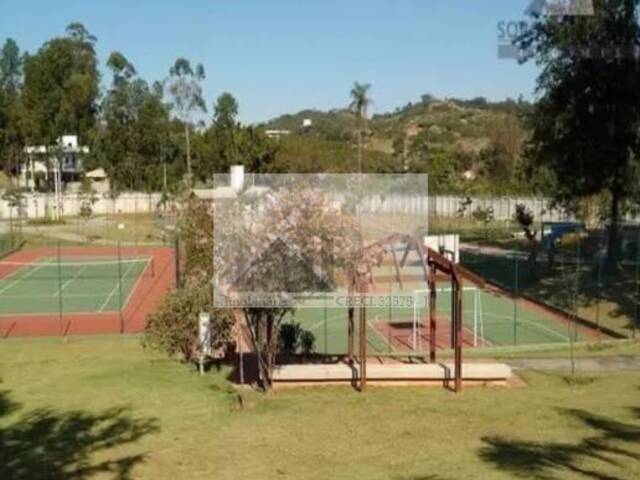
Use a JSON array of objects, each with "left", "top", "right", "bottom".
[
  {"left": 0, "top": 246, "right": 175, "bottom": 338},
  {"left": 373, "top": 317, "right": 478, "bottom": 351}
]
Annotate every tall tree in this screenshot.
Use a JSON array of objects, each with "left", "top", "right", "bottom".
[
  {"left": 349, "top": 82, "right": 372, "bottom": 173},
  {"left": 167, "top": 58, "right": 206, "bottom": 185},
  {"left": 94, "top": 51, "right": 175, "bottom": 191},
  {"left": 518, "top": 0, "right": 640, "bottom": 264},
  {"left": 197, "top": 93, "right": 276, "bottom": 179},
  {"left": 21, "top": 22, "right": 99, "bottom": 143},
  {"left": 0, "top": 38, "right": 22, "bottom": 95},
  {"left": 213, "top": 91, "right": 238, "bottom": 129},
  {"left": 0, "top": 38, "right": 24, "bottom": 172},
  {"left": 97, "top": 51, "right": 138, "bottom": 189}
]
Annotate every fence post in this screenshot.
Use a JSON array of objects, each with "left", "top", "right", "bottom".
[
  {"left": 117, "top": 241, "right": 124, "bottom": 334},
  {"left": 174, "top": 235, "right": 181, "bottom": 289},
  {"left": 595, "top": 258, "right": 603, "bottom": 340},
  {"left": 513, "top": 257, "right": 519, "bottom": 345},
  {"left": 635, "top": 227, "right": 640, "bottom": 339},
  {"left": 57, "top": 241, "right": 64, "bottom": 336}
]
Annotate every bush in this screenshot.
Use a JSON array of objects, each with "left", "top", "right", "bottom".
[
  {"left": 300, "top": 330, "right": 316, "bottom": 355},
  {"left": 142, "top": 281, "right": 235, "bottom": 362},
  {"left": 279, "top": 322, "right": 302, "bottom": 354},
  {"left": 278, "top": 322, "right": 316, "bottom": 355},
  {"left": 27, "top": 218, "right": 66, "bottom": 226}
]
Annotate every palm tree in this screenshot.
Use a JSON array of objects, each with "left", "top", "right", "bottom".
[{"left": 349, "top": 82, "right": 372, "bottom": 173}]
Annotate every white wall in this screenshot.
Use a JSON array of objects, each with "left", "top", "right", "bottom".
[
  {"left": 0, "top": 192, "right": 165, "bottom": 220},
  {"left": 2, "top": 191, "right": 626, "bottom": 224},
  {"left": 359, "top": 194, "right": 571, "bottom": 222}
]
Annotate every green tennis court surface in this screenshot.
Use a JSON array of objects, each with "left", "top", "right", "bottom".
[
  {"left": 0, "top": 256, "right": 152, "bottom": 316},
  {"left": 285, "top": 285, "right": 593, "bottom": 355}
]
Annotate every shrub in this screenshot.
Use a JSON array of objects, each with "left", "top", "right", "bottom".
[
  {"left": 300, "top": 330, "right": 316, "bottom": 356},
  {"left": 279, "top": 322, "right": 302, "bottom": 354},
  {"left": 27, "top": 218, "right": 66, "bottom": 226},
  {"left": 142, "top": 281, "right": 235, "bottom": 362}
]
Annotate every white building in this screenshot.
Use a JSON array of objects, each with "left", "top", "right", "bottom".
[
  {"left": 264, "top": 129, "right": 290, "bottom": 140},
  {"left": 21, "top": 135, "right": 89, "bottom": 190}
]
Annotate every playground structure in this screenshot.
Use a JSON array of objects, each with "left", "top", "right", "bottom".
[
  {"left": 213, "top": 173, "right": 612, "bottom": 390},
  {"left": 344, "top": 233, "right": 486, "bottom": 391},
  {"left": 264, "top": 229, "right": 610, "bottom": 390},
  {"left": 255, "top": 233, "right": 513, "bottom": 392}
]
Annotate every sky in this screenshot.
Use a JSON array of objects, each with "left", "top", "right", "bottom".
[{"left": 0, "top": 0, "right": 540, "bottom": 124}]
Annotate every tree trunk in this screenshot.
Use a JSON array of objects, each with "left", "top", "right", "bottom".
[
  {"left": 185, "top": 123, "right": 192, "bottom": 186},
  {"left": 525, "top": 229, "right": 539, "bottom": 275},
  {"left": 245, "top": 309, "right": 274, "bottom": 392},
  {"left": 606, "top": 185, "right": 621, "bottom": 268},
  {"left": 265, "top": 316, "right": 274, "bottom": 391},
  {"left": 357, "top": 128, "right": 362, "bottom": 173}
]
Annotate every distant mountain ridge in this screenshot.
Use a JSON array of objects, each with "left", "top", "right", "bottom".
[
  {"left": 261, "top": 95, "right": 531, "bottom": 195},
  {"left": 263, "top": 95, "right": 529, "bottom": 157}
]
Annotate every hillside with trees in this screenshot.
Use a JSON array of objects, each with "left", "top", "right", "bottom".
[
  {"left": 0, "top": 22, "right": 544, "bottom": 197},
  {"left": 264, "top": 94, "right": 532, "bottom": 194}
]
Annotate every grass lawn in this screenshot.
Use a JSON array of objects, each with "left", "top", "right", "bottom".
[
  {"left": 21, "top": 213, "right": 168, "bottom": 246},
  {"left": 1, "top": 336, "right": 639, "bottom": 479},
  {"left": 65, "top": 213, "right": 166, "bottom": 244},
  {"left": 465, "top": 338, "right": 640, "bottom": 359}
]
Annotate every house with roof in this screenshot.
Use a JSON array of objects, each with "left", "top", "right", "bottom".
[{"left": 20, "top": 135, "right": 89, "bottom": 191}]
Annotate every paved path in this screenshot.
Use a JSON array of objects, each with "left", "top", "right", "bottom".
[
  {"left": 461, "top": 243, "right": 530, "bottom": 260},
  {"left": 21, "top": 225, "right": 161, "bottom": 246},
  {"left": 507, "top": 356, "right": 640, "bottom": 372}
]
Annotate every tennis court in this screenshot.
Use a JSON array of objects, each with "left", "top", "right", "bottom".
[
  {"left": 0, "top": 245, "right": 176, "bottom": 338},
  {"left": 0, "top": 255, "right": 154, "bottom": 316},
  {"left": 285, "top": 283, "right": 600, "bottom": 355}
]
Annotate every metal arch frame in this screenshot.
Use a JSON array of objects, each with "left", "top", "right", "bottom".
[{"left": 346, "top": 233, "right": 485, "bottom": 393}]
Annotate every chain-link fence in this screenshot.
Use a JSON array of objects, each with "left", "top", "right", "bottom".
[
  {"left": 282, "top": 197, "right": 640, "bottom": 355},
  {"left": 459, "top": 220, "right": 640, "bottom": 344},
  {"left": 0, "top": 191, "right": 177, "bottom": 251},
  {"left": 0, "top": 238, "right": 178, "bottom": 338}
]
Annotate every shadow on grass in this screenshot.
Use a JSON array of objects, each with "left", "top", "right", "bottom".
[
  {"left": 0, "top": 389, "right": 159, "bottom": 480},
  {"left": 393, "top": 475, "right": 454, "bottom": 480},
  {"left": 393, "top": 476, "right": 453, "bottom": 480},
  {"left": 479, "top": 407, "right": 640, "bottom": 479}
]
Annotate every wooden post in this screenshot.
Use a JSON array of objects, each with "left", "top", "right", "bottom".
[
  {"left": 429, "top": 264, "right": 437, "bottom": 363},
  {"left": 266, "top": 316, "right": 273, "bottom": 389},
  {"left": 359, "top": 304, "right": 367, "bottom": 391},
  {"left": 450, "top": 276, "right": 456, "bottom": 349},
  {"left": 454, "top": 278, "right": 463, "bottom": 393},
  {"left": 347, "top": 306, "right": 355, "bottom": 363},
  {"left": 391, "top": 248, "right": 403, "bottom": 290}
]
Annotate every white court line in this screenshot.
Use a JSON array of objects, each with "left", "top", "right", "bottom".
[
  {"left": 305, "top": 313, "right": 349, "bottom": 332},
  {"left": 119, "top": 258, "right": 152, "bottom": 310},
  {"left": 99, "top": 260, "right": 138, "bottom": 312},
  {"left": 1, "top": 293, "right": 106, "bottom": 299},
  {"left": 0, "top": 261, "right": 50, "bottom": 296},
  {"left": 480, "top": 312, "right": 570, "bottom": 341},
  {"left": 368, "top": 314, "right": 396, "bottom": 350},
  {"left": 52, "top": 265, "right": 88, "bottom": 297}
]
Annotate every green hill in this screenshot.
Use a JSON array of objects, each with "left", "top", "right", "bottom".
[{"left": 263, "top": 95, "right": 532, "bottom": 194}]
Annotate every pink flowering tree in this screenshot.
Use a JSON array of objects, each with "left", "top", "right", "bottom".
[{"left": 214, "top": 186, "right": 362, "bottom": 390}]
